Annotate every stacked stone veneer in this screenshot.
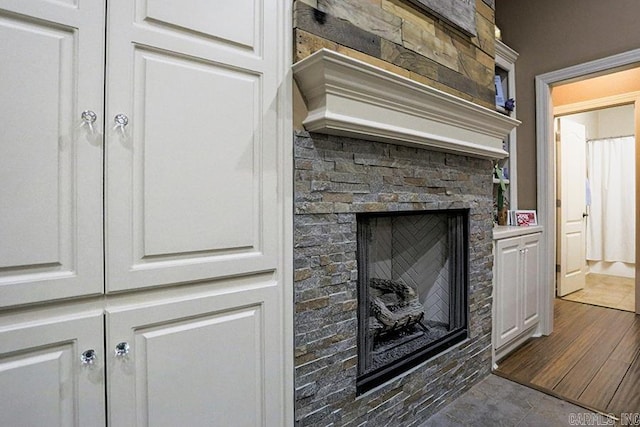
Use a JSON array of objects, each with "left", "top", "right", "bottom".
[{"left": 294, "top": 131, "right": 496, "bottom": 426}]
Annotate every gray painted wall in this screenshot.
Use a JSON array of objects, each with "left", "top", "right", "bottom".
[{"left": 495, "top": 0, "right": 640, "bottom": 208}]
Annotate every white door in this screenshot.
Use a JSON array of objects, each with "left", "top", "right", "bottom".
[
  {"left": 557, "top": 117, "right": 587, "bottom": 296},
  {"left": 105, "top": 0, "right": 280, "bottom": 292},
  {"left": 0, "top": 308, "right": 105, "bottom": 426},
  {"left": 106, "top": 277, "right": 283, "bottom": 426},
  {"left": 0, "top": 1, "right": 104, "bottom": 307}
]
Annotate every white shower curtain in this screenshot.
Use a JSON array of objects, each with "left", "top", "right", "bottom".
[{"left": 586, "top": 136, "right": 635, "bottom": 263}]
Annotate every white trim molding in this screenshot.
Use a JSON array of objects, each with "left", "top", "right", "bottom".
[
  {"left": 536, "top": 48, "right": 640, "bottom": 334},
  {"left": 553, "top": 91, "right": 640, "bottom": 116},
  {"left": 495, "top": 41, "right": 519, "bottom": 67},
  {"left": 293, "top": 49, "right": 520, "bottom": 159},
  {"left": 278, "top": 1, "right": 293, "bottom": 426}
]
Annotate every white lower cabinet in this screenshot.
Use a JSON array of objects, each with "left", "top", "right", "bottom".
[
  {"left": 493, "top": 228, "right": 542, "bottom": 362},
  {"left": 0, "top": 275, "right": 281, "bottom": 426},
  {"left": 0, "top": 307, "right": 106, "bottom": 427},
  {"left": 106, "top": 277, "right": 281, "bottom": 426}
]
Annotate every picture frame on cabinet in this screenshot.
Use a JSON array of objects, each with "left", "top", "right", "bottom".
[{"left": 512, "top": 210, "right": 538, "bottom": 227}]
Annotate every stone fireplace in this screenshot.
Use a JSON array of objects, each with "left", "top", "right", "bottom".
[{"left": 292, "top": 49, "right": 519, "bottom": 425}]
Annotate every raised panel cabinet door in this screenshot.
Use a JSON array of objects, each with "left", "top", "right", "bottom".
[
  {"left": 105, "top": 0, "right": 282, "bottom": 291},
  {"left": 106, "top": 276, "right": 285, "bottom": 426},
  {"left": 521, "top": 234, "right": 541, "bottom": 329},
  {"left": 0, "top": 308, "right": 105, "bottom": 426},
  {"left": 0, "top": 1, "right": 105, "bottom": 307},
  {"left": 495, "top": 237, "right": 521, "bottom": 349}
]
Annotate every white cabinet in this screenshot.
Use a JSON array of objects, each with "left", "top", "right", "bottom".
[
  {"left": 106, "top": 276, "right": 283, "bottom": 426},
  {"left": 0, "top": 307, "right": 105, "bottom": 427},
  {"left": 493, "top": 228, "right": 542, "bottom": 362},
  {"left": 0, "top": 0, "right": 290, "bottom": 425},
  {"left": 0, "top": 0, "right": 105, "bottom": 307}
]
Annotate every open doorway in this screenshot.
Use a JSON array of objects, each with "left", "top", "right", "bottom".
[
  {"left": 554, "top": 104, "right": 636, "bottom": 312},
  {"left": 535, "top": 51, "right": 640, "bottom": 336}
]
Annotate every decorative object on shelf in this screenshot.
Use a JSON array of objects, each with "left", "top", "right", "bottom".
[
  {"left": 494, "top": 75, "right": 505, "bottom": 109},
  {"left": 504, "top": 98, "right": 515, "bottom": 112},
  {"left": 494, "top": 163, "right": 508, "bottom": 226},
  {"left": 512, "top": 210, "right": 538, "bottom": 226}
]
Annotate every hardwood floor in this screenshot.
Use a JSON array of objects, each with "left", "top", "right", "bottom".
[{"left": 495, "top": 299, "right": 640, "bottom": 417}]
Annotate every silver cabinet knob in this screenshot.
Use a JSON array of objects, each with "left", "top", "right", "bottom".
[
  {"left": 81, "top": 349, "right": 97, "bottom": 365},
  {"left": 114, "top": 342, "right": 130, "bottom": 357},
  {"left": 114, "top": 114, "right": 129, "bottom": 127},
  {"left": 81, "top": 110, "right": 97, "bottom": 124},
  {"left": 114, "top": 113, "right": 129, "bottom": 137},
  {"left": 81, "top": 110, "right": 98, "bottom": 134}
]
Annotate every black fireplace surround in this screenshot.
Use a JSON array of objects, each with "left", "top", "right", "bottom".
[{"left": 356, "top": 209, "right": 469, "bottom": 393}]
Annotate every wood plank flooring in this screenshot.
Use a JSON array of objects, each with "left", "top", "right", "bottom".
[{"left": 495, "top": 299, "right": 640, "bottom": 417}]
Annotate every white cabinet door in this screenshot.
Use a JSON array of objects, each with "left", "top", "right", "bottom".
[
  {"left": 0, "top": 1, "right": 105, "bottom": 307},
  {"left": 106, "top": 275, "right": 284, "bottom": 426},
  {"left": 0, "top": 308, "right": 105, "bottom": 426},
  {"left": 105, "top": 0, "right": 281, "bottom": 292},
  {"left": 494, "top": 232, "right": 541, "bottom": 353},
  {"left": 495, "top": 237, "right": 521, "bottom": 349},
  {"left": 521, "top": 234, "right": 541, "bottom": 329}
]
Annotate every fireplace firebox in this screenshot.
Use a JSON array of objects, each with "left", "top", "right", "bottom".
[{"left": 357, "top": 210, "right": 469, "bottom": 393}]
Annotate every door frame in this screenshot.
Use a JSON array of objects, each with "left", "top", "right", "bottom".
[{"left": 536, "top": 48, "right": 640, "bottom": 335}]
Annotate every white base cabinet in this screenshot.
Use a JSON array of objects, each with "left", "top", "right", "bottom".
[
  {"left": 105, "top": 277, "right": 282, "bottom": 426},
  {"left": 0, "top": 306, "right": 105, "bottom": 427},
  {"left": 0, "top": 274, "right": 285, "bottom": 427},
  {"left": 493, "top": 227, "right": 543, "bottom": 363}
]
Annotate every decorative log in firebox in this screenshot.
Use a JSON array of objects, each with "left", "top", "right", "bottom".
[{"left": 369, "top": 278, "right": 426, "bottom": 336}]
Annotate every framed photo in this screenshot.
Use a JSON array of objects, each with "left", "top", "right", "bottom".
[{"left": 513, "top": 210, "right": 537, "bottom": 227}]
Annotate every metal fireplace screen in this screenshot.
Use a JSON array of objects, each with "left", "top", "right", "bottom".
[{"left": 357, "top": 210, "right": 468, "bottom": 393}]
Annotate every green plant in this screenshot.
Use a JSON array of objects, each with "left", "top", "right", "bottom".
[{"left": 494, "top": 163, "right": 506, "bottom": 210}]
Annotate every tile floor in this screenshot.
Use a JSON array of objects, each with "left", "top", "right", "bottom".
[
  {"left": 562, "top": 273, "right": 635, "bottom": 312},
  {"left": 421, "top": 375, "right": 606, "bottom": 426}
]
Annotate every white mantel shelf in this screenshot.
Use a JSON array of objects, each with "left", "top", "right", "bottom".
[{"left": 292, "top": 49, "right": 520, "bottom": 159}]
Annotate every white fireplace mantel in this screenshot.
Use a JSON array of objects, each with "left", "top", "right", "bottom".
[{"left": 292, "top": 49, "right": 520, "bottom": 159}]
